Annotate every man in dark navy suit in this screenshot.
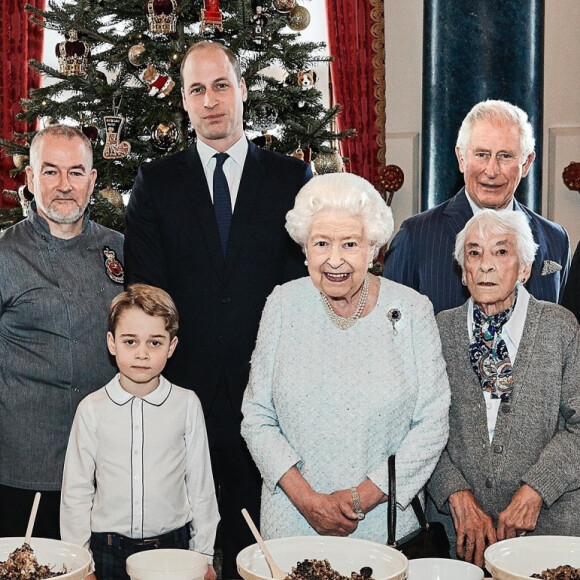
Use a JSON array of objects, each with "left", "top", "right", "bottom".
[
  {"left": 384, "top": 99, "right": 570, "bottom": 314},
  {"left": 124, "top": 41, "right": 312, "bottom": 577}
]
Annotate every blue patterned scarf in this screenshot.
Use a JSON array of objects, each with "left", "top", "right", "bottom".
[{"left": 469, "top": 289, "right": 518, "bottom": 401}]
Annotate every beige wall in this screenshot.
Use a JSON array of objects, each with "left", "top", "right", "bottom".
[{"left": 384, "top": 0, "right": 580, "bottom": 249}]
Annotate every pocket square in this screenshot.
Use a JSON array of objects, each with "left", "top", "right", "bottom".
[{"left": 542, "top": 260, "right": 562, "bottom": 275}]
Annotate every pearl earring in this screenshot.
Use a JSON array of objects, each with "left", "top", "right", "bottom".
[
  {"left": 368, "top": 261, "right": 374, "bottom": 270},
  {"left": 304, "top": 259, "right": 308, "bottom": 266}
]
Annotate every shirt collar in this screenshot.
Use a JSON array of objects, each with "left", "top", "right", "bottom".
[
  {"left": 467, "top": 283, "right": 529, "bottom": 349},
  {"left": 503, "top": 283, "right": 529, "bottom": 349},
  {"left": 105, "top": 374, "right": 173, "bottom": 406},
  {"left": 465, "top": 190, "right": 515, "bottom": 214},
  {"left": 197, "top": 134, "right": 248, "bottom": 170},
  {"left": 28, "top": 201, "right": 91, "bottom": 240}
]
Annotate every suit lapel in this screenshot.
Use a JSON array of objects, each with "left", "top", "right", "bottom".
[
  {"left": 187, "top": 146, "right": 226, "bottom": 274},
  {"left": 442, "top": 188, "right": 473, "bottom": 241},
  {"left": 514, "top": 200, "right": 546, "bottom": 278},
  {"left": 224, "top": 141, "right": 260, "bottom": 278}
]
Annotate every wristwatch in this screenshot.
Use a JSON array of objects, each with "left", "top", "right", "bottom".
[{"left": 350, "top": 486, "right": 365, "bottom": 520}]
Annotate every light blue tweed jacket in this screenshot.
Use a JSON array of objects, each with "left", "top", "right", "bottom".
[{"left": 242, "top": 277, "right": 450, "bottom": 542}]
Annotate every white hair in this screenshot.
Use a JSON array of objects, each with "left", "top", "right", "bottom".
[
  {"left": 285, "top": 173, "right": 394, "bottom": 258},
  {"left": 456, "top": 99, "right": 535, "bottom": 160},
  {"left": 454, "top": 209, "right": 538, "bottom": 270}
]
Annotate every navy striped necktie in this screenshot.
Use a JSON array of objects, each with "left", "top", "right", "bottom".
[{"left": 213, "top": 152, "right": 232, "bottom": 255}]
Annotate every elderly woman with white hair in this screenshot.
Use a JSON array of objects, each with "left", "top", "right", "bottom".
[
  {"left": 427, "top": 209, "right": 580, "bottom": 568},
  {"left": 241, "top": 173, "right": 450, "bottom": 542}
]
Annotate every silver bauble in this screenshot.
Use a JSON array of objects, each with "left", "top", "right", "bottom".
[
  {"left": 249, "top": 104, "right": 278, "bottom": 132},
  {"left": 128, "top": 43, "right": 147, "bottom": 66}
]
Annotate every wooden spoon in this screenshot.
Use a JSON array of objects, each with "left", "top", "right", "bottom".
[
  {"left": 241, "top": 508, "right": 286, "bottom": 579},
  {"left": 24, "top": 492, "right": 41, "bottom": 545}
]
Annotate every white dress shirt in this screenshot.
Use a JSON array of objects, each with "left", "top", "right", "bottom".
[
  {"left": 60, "top": 374, "right": 219, "bottom": 563},
  {"left": 467, "top": 283, "right": 530, "bottom": 442},
  {"left": 197, "top": 135, "right": 248, "bottom": 210}
]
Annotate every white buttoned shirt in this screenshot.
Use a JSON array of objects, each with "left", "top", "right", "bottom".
[
  {"left": 60, "top": 374, "right": 219, "bottom": 562},
  {"left": 197, "top": 134, "right": 248, "bottom": 210},
  {"left": 467, "top": 284, "right": 530, "bottom": 442}
]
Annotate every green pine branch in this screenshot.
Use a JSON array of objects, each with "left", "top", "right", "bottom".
[{"left": 3, "top": 0, "right": 350, "bottom": 232}]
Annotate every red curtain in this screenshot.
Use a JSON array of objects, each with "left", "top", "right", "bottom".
[
  {"left": 325, "top": 0, "right": 386, "bottom": 188},
  {"left": 0, "top": 0, "right": 45, "bottom": 205}
]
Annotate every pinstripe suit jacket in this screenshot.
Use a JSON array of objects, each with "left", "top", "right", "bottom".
[
  {"left": 383, "top": 189, "right": 571, "bottom": 314},
  {"left": 562, "top": 240, "right": 580, "bottom": 323},
  {"left": 427, "top": 296, "right": 580, "bottom": 542}
]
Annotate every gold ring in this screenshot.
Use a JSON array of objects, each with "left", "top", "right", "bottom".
[{"left": 465, "top": 540, "right": 474, "bottom": 547}]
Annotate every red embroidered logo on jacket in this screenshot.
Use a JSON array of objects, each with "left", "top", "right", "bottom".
[{"left": 103, "top": 246, "right": 124, "bottom": 284}]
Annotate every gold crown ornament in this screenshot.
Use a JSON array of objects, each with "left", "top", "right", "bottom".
[
  {"left": 55, "top": 30, "right": 90, "bottom": 76},
  {"left": 144, "top": 0, "right": 178, "bottom": 35}
]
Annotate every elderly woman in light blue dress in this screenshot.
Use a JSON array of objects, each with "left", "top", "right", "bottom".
[{"left": 241, "top": 173, "right": 450, "bottom": 542}]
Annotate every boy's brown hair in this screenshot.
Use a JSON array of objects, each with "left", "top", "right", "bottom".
[{"left": 109, "top": 284, "right": 179, "bottom": 339}]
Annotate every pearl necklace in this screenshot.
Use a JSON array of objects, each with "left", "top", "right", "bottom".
[{"left": 320, "top": 275, "right": 370, "bottom": 330}]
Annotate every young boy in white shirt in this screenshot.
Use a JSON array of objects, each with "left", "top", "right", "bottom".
[{"left": 61, "top": 284, "right": 219, "bottom": 580}]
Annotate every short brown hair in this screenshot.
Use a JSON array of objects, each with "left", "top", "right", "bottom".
[
  {"left": 180, "top": 40, "right": 242, "bottom": 86},
  {"left": 109, "top": 284, "right": 179, "bottom": 339}
]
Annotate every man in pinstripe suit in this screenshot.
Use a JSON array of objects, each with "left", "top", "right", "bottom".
[
  {"left": 562, "top": 241, "right": 580, "bottom": 322},
  {"left": 384, "top": 100, "right": 570, "bottom": 314}
]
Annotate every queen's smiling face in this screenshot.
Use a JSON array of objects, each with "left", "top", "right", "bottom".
[
  {"left": 463, "top": 226, "right": 531, "bottom": 315},
  {"left": 305, "top": 209, "right": 375, "bottom": 303}
]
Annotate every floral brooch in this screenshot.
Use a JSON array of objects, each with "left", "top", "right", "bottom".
[{"left": 387, "top": 308, "right": 402, "bottom": 335}]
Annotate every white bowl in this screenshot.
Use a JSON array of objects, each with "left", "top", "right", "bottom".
[
  {"left": 408, "top": 557, "right": 483, "bottom": 580},
  {"left": 126, "top": 548, "right": 207, "bottom": 580},
  {"left": 484, "top": 536, "right": 580, "bottom": 580},
  {"left": 237, "top": 536, "right": 408, "bottom": 580},
  {"left": 0, "top": 537, "right": 91, "bottom": 579}
]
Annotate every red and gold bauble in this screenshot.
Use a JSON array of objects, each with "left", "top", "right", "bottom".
[
  {"left": 563, "top": 161, "right": 580, "bottom": 193},
  {"left": 378, "top": 164, "right": 405, "bottom": 205}
]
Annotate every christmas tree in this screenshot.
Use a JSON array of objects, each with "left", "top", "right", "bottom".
[{"left": 0, "top": 0, "right": 354, "bottom": 230}]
